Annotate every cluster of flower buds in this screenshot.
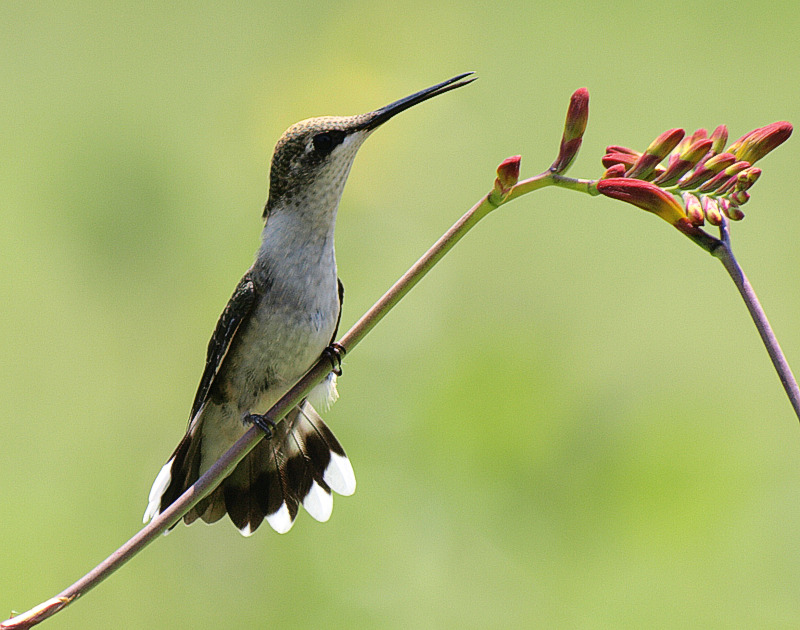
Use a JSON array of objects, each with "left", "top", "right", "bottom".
[{"left": 597, "top": 121, "right": 792, "bottom": 229}]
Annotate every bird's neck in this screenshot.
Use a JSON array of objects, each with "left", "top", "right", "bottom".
[{"left": 253, "top": 196, "right": 339, "bottom": 288}]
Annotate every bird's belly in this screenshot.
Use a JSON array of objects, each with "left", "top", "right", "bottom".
[{"left": 225, "top": 283, "right": 339, "bottom": 414}]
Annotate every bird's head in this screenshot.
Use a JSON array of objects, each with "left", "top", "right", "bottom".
[{"left": 264, "top": 72, "right": 476, "bottom": 218}]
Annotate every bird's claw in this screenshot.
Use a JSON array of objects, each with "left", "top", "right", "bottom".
[
  {"left": 246, "top": 413, "right": 278, "bottom": 438},
  {"left": 323, "top": 342, "right": 346, "bottom": 376}
]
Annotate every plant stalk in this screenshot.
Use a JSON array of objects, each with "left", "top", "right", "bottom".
[
  {"left": 1, "top": 192, "right": 503, "bottom": 630},
  {"left": 712, "top": 222, "right": 800, "bottom": 422}
]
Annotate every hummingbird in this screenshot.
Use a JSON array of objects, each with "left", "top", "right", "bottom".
[{"left": 143, "top": 72, "right": 476, "bottom": 535}]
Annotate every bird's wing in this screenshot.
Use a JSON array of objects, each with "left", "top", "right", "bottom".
[
  {"left": 330, "top": 277, "right": 344, "bottom": 344},
  {"left": 188, "top": 272, "right": 257, "bottom": 421}
]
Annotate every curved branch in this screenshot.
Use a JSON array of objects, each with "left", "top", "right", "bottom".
[{"left": 1, "top": 191, "right": 505, "bottom": 629}]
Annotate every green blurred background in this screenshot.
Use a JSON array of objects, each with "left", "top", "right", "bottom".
[{"left": 2, "top": 1, "right": 800, "bottom": 627}]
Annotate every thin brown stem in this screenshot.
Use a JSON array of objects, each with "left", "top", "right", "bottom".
[
  {"left": 1, "top": 193, "right": 502, "bottom": 630},
  {"left": 712, "top": 220, "right": 800, "bottom": 422}
]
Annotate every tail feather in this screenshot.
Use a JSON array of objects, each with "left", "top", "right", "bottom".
[
  {"left": 142, "top": 421, "right": 203, "bottom": 526},
  {"left": 223, "top": 449, "right": 267, "bottom": 535},
  {"left": 188, "top": 485, "right": 227, "bottom": 525},
  {"left": 301, "top": 403, "right": 356, "bottom": 496},
  {"left": 143, "top": 401, "right": 355, "bottom": 535}
]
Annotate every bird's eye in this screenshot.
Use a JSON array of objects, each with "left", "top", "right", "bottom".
[
  {"left": 313, "top": 133, "right": 333, "bottom": 153},
  {"left": 312, "top": 131, "right": 345, "bottom": 156}
]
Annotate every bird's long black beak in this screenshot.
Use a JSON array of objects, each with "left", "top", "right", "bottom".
[{"left": 359, "top": 72, "right": 477, "bottom": 131}]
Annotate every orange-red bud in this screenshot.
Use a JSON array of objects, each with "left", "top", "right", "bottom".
[
  {"left": 701, "top": 195, "right": 722, "bottom": 225},
  {"left": 703, "top": 152, "right": 738, "bottom": 172},
  {"left": 489, "top": 155, "right": 521, "bottom": 204},
  {"left": 720, "top": 198, "right": 745, "bottom": 221},
  {"left": 601, "top": 164, "right": 627, "bottom": 179},
  {"left": 597, "top": 177, "right": 686, "bottom": 225},
  {"left": 551, "top": 88, "right": 589, "bottom": 174},
  {"left": 605, "top": 145, "right": 640, "bottom": 156},
  {"left": 678, "top": 152, "right": 737, "bottom": 189},
  {"left": 653, "top": 139, "right": 714, "bottom": 186},
  {"left": 731, "top": 190, "right": 750, "bottom": 205},
  {"left": 736, "top": 167, "right": 761, "bottom": 192},
  {"left": 602, "top": 152, "right": 637, "bottom": 169},
  {"left": 709, "top": 125, "right": 729, "bottom": 155},
  {"left": 626, "top": 128, "right": 685, "bottom": 179},
  {"left": 681, "top": 192, "right": 704, "bottom": 225},
  {"left": 729, "top": 121, "right": 792, "bottom": 165},
  {"left": 496, "top": 155, "right": 521, "bottom": 189}
]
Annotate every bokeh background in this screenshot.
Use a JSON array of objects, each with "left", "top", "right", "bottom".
[{"left": 2, "top": 1, "right": 800, "bottom": 627}]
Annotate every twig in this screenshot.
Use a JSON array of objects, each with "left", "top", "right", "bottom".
[
  {"left": 1, "top": 191, "right": 504, "bottom": 629},
  {"left": 712, "top": 218, "right": 800, "bottom": 421}
]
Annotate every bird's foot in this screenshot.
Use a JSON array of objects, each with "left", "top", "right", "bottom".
[
  {"left": 322, "top": 342, "right": 346, "bottom": 376},
  {"left": 246, "top": 413, "right": 277, "bottom": 438}
]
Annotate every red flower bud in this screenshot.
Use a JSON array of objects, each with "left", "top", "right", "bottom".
[
  {"left": 681, "top": 192, "right": 704, "bottom": 225},
  {"left": 701, "top": 195, "right": 722, "bottom": 225},
  {"left": 709, "top": 125, "right": 729, "bottom": 155},
  {"left": 626, "top": 128, "right": 685, "bottom": 179},
  {"left": 703, "top": 152, "right": 738, "bottom": 172},
  {"left": 729, "top": 121, "right": 792, "bottom": 165},
  {"left": 601, "top": 164, "right": 627, "bottom": 179},
  {"left": 653, "top": 139, "right": 713, "bottom": 186},
  {"left": 672, "top": 128, "right": 708, "bottom": 158},
  {"left": 489, "top": 155, "right": 521, "bottom": 204},
  {"left": 720, "top": 198, "right": 745, "bottom": 221},
  {"left": 605, "top": 145, "right": 640, "bottom": 156},
  {"left": 736, "top": 167, "right": 761, "bottom": 192},
  {"left": 496, "top": 155, "right": 521, "bottom": 189},
  {"left": 597, "top": 177, "right": 686, "bottom": 225},
  {"left": 682, "top": 138, "right": 714, "bottom": 163},
  {"left": 602, "top": 152, "right": 637, "bottom": 169},
  {"left": 697, "top": 161, "right": 750, "bottom": 193},
  {"left": 678, "top": 152, "right": 737, "bottom": 189},
  {"left": 551, "top": 88, "right": 590, "bottom": 174},
  {"left": 731, "top": 190, "right": 750, "bottom": 205},
  {"left": 716, "top": 176, "right": 738, "bottom": 196}
]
